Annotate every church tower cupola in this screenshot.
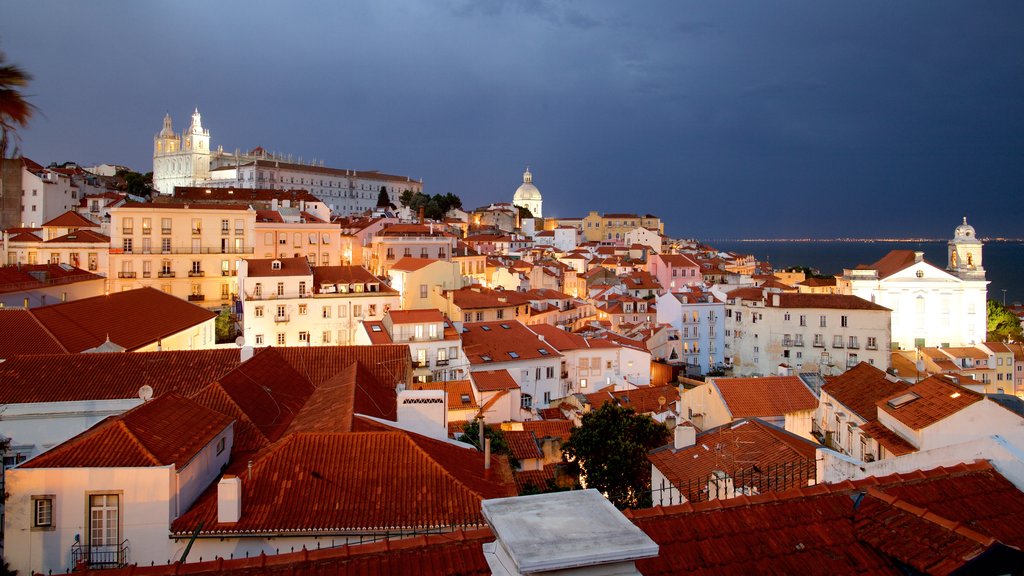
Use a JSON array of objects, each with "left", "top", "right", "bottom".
[
  {"left": 512, "top": 166, "right": 543, "bottom": 219},
  {"left": 947, "top": 216, "right": 985, "bottom": 280}
]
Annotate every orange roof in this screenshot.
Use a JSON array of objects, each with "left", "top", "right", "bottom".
[
  {"left": 461, "top": 320, "right": 561, "bottom": 364},
  {"left": 171, "top": 426, "right": 516, "bottom": 536},
  {"left": 504, "top": 430, "right": 543, "bottom": 460},
  {"left": 471, "top": 369, "right": 520, "bottom": 392},
  {"left": 858, "top": 420, "right": 917, "bottom": 456},
  {"left": 521, "top": 420, "right": 573, "bottom": 443},
  {"left": 865, "top": 250, "right": 919, "bottom": 279},
  {"left": 0, "top": 263, "right": 103, "bottom": 294},
  {"left": 313, "top": 265, "right": 395, "bottom": 292},
  {"left": 410, "top": 380, "right": 478, "bottom": 411},
  {"left": 43, "top": 229, "right": 110, "bottom": 243},
  {"left": 28, "top": 287, "right": 216, "bottom": 353},
  {"left": 876, "top": 375, "right": 983, "bottom": 430},
  {"left": 657, "top": 253, "right": 699, "bottom": 267},
  {"left": 772, "top": 293, "right": 889, "bottom": 311},
  {"left": 388, "top": 308, "right": 445, "bottom": 324},
  {"left": 0, "top": 310, "right": 69, "bottom": 357},
  {"left": 648, "top": 419, "right": 818, "bottom": 502},
  {"left": 41, "top": 210, "right": 99, "bottom": 228},
  {"left": 822, "top": 362, "right": 910, "bottom": 421},
  {"left": 941, "top": 346, "right": 989, "bottom": 360},
  {"left": 528, "top": 324, "right": 591, "bottom": 350},
  {"left": 245, "top": 256, "right": 311, "bottom": 277},
  {"left": 449, "top": 286, "right": 530, "bottom": 310},
  {"left": 172, "top": 186, "right": 321, "bottom": 204},
  {"left": 712, "top": 376, "right": 818, "bottom": 418},
  {"left": 584, "top": 384, "right": 680, "bottom": 414},
  {"left": 389, "top": 257, "right": 439, "bottom": 272},
  {"left": 22, "top": 393, "right": 232, "bottom": 469}
]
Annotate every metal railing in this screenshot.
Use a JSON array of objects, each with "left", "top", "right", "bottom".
[
  {"left": 117, "top": 271, "right": 136, "bottom": 278},
  {"left": 651, "top": 460, "right": 816, "bottom": 507},
  {"left": 113, "top": 246, "right": 254, "bottom": 255},
  {"left": 187, "top": 294, "right": 205, "bottom": 302},
  {"left": 71, "top": 539, "right": 129, "bottom": 569},
  {"left": 158, "top": 271, "right": 175, "bottom": 278},
  {"left": 188, "top": 271, "right": 205, "bottom": 277}
]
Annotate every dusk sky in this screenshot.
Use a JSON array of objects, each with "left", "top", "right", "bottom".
[{"left": 3, "top": 1, "right": 1022, "bottom": 239}]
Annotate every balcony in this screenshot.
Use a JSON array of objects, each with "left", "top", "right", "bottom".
[
  {"left": 142, "top": 271, "right": 151, "bottom": 278},
  {"left": 274, "top": 315, "right": 289, "bottom": 323},
  {"left": 812, "top": 340, "right": 824, "bottom": 348},
  {"left": 235, "top": 228, "right": 244, "bottom": 235},
  {"left": 158, "top": 271, "right": 175, "bottom": 278},
  {"left": 118, "top": 246, "right": 255, "bottom": 255},
  {"left": 782, "top": 338, "right": 794, "bottom": 347},
  {"left": 191, "top": 228, "right": 202, "bottom": 235},
  {"left": 71, "top": 540, "right": 129, "bottom": 569},
  {"left": 412, "top": 360, "right": 430, "bottom": 368},
  {"left": 221, "top": 228, "right": 230, "bottom": 235},
  {"left": 142, "top": 228, "right": 151, "bottom": 236},
  {"left": 832, "top": 342, "right": 844, "bottom": 349},
  {"left": 122, "top": 228, "right": 133, "bottom": 236},
  {"left": 222, "top": 270, "right": 237, "bottom": 277},
  {"left": 435, "top": 359, "right": 449, "bottom": 367},
  {"left": 866, "top": 343, "right": 878, "bottom": 351},
  {"left": 188, "top": 270, "right": 205, "bottom": 277},
  {"left": 117, "top": 271, "right": 136, "bottom": 278},
  {"left": 161, "top": 228, "right": 172, "bottom": 234},
  {"left": 187, "top": 294, "right": 205, "bottom": 302}
]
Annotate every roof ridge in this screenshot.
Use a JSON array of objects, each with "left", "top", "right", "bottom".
[
  {"left": 864, "top": 486, "right": 997, "bottom": 547},
  {"left": 21, "top": 308, "right": 69, "bottom": 353},
  {"left": 115, "top": 419, "right": 164, "bottom": 466}
]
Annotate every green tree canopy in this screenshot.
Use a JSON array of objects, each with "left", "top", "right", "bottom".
[
  {"left": 398, "top": 190, "right": 463, "bottom": 221},
  {"left": 0, "top": 51, "right": 36, "bottom": 157},
  {"left": 562, "top": 403, "right": 670, "bottom": 509},
  {"left": 376, "top": 186, "right": 392, "bottom": 208},
  {"left": 987, "top": 299, "right": 1022, "bottom": 342},
  {"left": 459, "top": 420, "right": 518, "bottom": 468}
]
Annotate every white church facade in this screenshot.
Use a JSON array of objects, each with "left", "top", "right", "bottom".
[
  {"left": 512, "top": 167, "right": 543, "bottom": 218},
  {"left": 839, "top": 218, "right": 988, "bottom": 351},
  {"left": 152, "top": 109, "right": 422, "bottom": 216}
]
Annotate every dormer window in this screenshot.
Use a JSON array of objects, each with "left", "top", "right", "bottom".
[{"left": 271, "top": 260, "right": 282, "bottom": 270}]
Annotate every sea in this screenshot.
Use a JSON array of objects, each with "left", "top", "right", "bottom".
[{"left": 707, "top": 240, "right": 1024, "bottom": 306}]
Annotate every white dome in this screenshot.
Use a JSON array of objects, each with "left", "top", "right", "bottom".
[
  {"left": 513, "top": 168, "right": 542, "bottom": 201},
  {"left": 953, "top": 216, "right": 977, "bottom": 240}
]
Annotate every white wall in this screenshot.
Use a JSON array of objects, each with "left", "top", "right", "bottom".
[{"left": 0, "top": 399, "right": 143, "bottom": 460}]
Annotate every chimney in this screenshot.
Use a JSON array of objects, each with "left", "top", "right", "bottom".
[
  {"left": 217, "top": 475, "right": 242, "bottom": 523},
  {"left": 914, "top": 251, "right": 924, "bottom": 263},
  {"left": 240, "top": 345, "right": 255, "bottom": 363},
  {"left": 674, "top": 423, "right": 696, "bottom": 450},
  {"left": 484, "top": 437, "right": 492, "bottom": 470}
]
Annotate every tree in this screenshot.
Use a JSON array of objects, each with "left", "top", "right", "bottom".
[
  {"left": 515, "top": 205, "right": 533, "bottom": 220},
  {"left": 0, "top": 52, "right": 36, "bottom": 158},
  {"left": 562, "top": 403, "right": 670, "bottom": 509},
  {"left": 987, "top": 299, "right": 1022, "bottom": 342},
  {"left": 376, "top": 186, "right": 393, "bottom": 208},
  {"left": 118, "top": 169, "right": 152, "bottom": 198}
]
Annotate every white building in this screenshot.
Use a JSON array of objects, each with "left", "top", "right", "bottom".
[
  {"left": 238, "top": 257, "right": 400, "bottom": 347},
  {"left": 839, "top": 219, "right": 988, "bottom": 350},
  {"left": 19, "top": 159, "right": 77, "bottom": 228},
  {"left": 656, "top": 288, "right": 726, "bottom": 375},
  {"left": 511, "top": 167, "right": 543, "bottom": 219},
  {"left": 460, "top": 320, "right": 563, "bottom": 409},
  {"left": 356, "top": 308, "right": 469, "bottom": 383},
  {"left": 528, "top": 323, "right": 651, "bottom": 396},
  {"left": 153, "top": 110, "right": 423, "bottom": 215},
  {"left": 726, "top": 289, "right": 891, "bottom": 377}
]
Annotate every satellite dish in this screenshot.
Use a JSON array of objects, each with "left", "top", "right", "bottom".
[
  {"left": 138, "top": 385, "right": 154, "bottom": 402},
  {"left": 657, "top": 395, "right": 667, "bottom": 409},
  {"left": 235, "top": 336, "right": 245, "bottom": 347}
]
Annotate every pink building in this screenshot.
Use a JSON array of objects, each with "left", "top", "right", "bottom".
[{"left": 648, "top": 253, "right": 702, "bottom": 291}]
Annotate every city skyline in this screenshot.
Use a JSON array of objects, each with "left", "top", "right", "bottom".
[{"left": 2, "top": 1, "right": 1023, "bottom": 239}]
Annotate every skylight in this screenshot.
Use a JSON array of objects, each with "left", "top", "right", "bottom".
[
  {"left": 887, "top": 392, "right": 920, "bottom": 408},
  {"left": 371, "top": 325, "right": 382, "bottom": 332},
  {"left": 500, "top": 323, "right": 510, "bottom": 329},
  {"left": 508, "top": 351, "right": 520, "bottom": 359},
  {"left": 482, "top": 326, "right": 491, "bottom": 331},
  {"left": 481, "top": 355, "right": 493, "bottom": 362},
  {"left": 538, "top": 348, "right": 550, "bottom": 355}
]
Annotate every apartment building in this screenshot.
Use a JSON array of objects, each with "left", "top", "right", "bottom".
[
  {"left": 364, "top": 223, "right": 458, "bottom": 276},
  {"left": 581, "top": 212, "right": 663, "bottom": 243},
  {"left": 239, "top": 257, "right": 399, "bottom": 347},
  {"left": 107, "top": 203, "right": 256, "bottom": 306},
  {"left": 357, "top": 309, "right": 468, "bottom": 382}
]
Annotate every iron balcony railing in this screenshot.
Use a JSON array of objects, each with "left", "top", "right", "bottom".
[{"left": 71, "top": 540, "right": 129, "bottom": 569}]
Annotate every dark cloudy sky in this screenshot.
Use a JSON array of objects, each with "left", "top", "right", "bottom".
[{"left": 3, "top": 1, "right": 1022, "bottom": 239}]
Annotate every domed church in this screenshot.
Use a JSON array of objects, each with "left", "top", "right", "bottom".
[{"left": 512, "top": 167, "right": 543, "bottom": 218}]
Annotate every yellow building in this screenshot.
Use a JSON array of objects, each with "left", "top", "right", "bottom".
[
  {"left": 108, "top": 202, "right": 256, "bottom": 307},
  {"left": 581, "top": 212, "right": 663, "bottom": 243}
]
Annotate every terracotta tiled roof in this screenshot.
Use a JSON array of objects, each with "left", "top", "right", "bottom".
[
  {"left": 822, "top": 362, "right": 910, "bottom": 421},
  {"left": 379, "top": 223, "right": 454, "bottom": 237},
  {"left": 528, "top": 323, "right": 590, "bottom": 350},
  {"left": 41, "top": 210, "right": 99, "bottom": 228},
  {"left": 799, "top": 277, "right": 837, "bottom": 287},
  {"left": 0, "top": 263, "right": 103, "bottom": 294},
  {"left": 21, "top": 393, "right": 232, "bottom": 469},
  {"left": 274, "top": 345, "right": 411, "bottom": 396},
  {"left": 43, "top": 229, "right": 110, "bottom": 243},
  {"left": 472, "top": 369, "right": 520, "bottom": 392},
  {"left": 712, "top": 376, "right": 818, "bottom": 418},
  {"left": 361, "top": 320, "right": 393, "bottom": 343},
  {"left": 504, "top": 430, "right": 543, "bottom": 460},
  {"left": 254, "top": 209, "right": 284, "bottom": 222},
  {"left": 462, "top": 320, "right": 561, "bottom": 364},
  {"left": 27, "top": 287, "right": 217, "bottom": 353},
  {"left": 649, "top": 419, "right": 818, "bottom": 502},
  {"left": 857, "top": 420, "right": 917, "bottom": 456},
  {"left": 0, "top": 349, "right": 242, "bottom": 403},
  {"left": 245, "top": 256, "right": 310, "bottom": 276},
  {"left": 772, "top": 293, "right": 889, "bottom": 311},
  {"left": 656, "top": 253, "right": 699, "bottom": 268},
  {"left": 984, "top": 341, "right": 1012, "bottom": 354},
  {"left": 388, "top": 308, "right": 445, "bottom": 324},
  {"left": 172, "top": 186, "right": 322, "bottom": 204},
  {"left": 313, "top": 265, "right": 395, "bottom": 292},
  {"left": 449, "top": 286, "right": 530, "bottom": 310},
  {"left": 410, "top": 380, "right": 478, "bottom": 410},
  {"left": 171, "top": 426, "right": 516, "bottom": 536},
  {"left": 0, "top": 310, "right": 68, "bottom": 357},
  {"left": 80, "top": 529, "right": 496, "bottom": 576},
  {"left": 866, "top": 249, "right": 920, "bottom": 279},
  {"left": 584, "top": 384, "right": 680, "bottom": 414},
  {"left": 521, "top": 420, "right": 573, "bottom": 442},
  {"left": 876, "top": 375, "right": 982, "bottom": 430},
  {"left": 941, "top": 346, "right": 989, "bottom": 360},
  {"left": 513, "top": 464, "right": 558, "bottom": 493},
  {"left": 625, "top": 461, "right": 1024, "bottom": 575},
  {"left": 388, "top": 257, "right": 438, "bottom": 272}
]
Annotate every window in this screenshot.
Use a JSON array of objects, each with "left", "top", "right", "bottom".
[
  {"left": 254, "top": 283, "right": 262, "bottom": 297},
  {"left": 299, "top": 281, "right": 306, "bottom": 295},
  {"left": 33, "top": 496, "right": 54, "bottom": 529},
  {"left": 799, "top": 315, "right": 806, "bottom": 327},
  {"left": 276, "top": 305, "right": 286, "bottom": 319},
  {"left": 476, "top": 312, "right": 484, "bottom": 322},
  {"left": 88, "top": 494, "right": 119, "bottom": 553},
  {"left": 543, "top": 391, "right": 551, "bottom": 404},
  {"left": 276, "top": 333, "right": 286, "bottom": 345},
  {"left": 161, "top": 218, "right": 172, "bottom": 234},
  {"left": 353, "top": 305, "right": 363, "bottom": 317},
  {"left": 297, "top": 304, "right": 307, "bottom": 316},
  {"left": 866, "top": 337, "right": 877, "bottom": 350},
  {"left": 216, "top": 437, "right": 226, "bottom": 455},
  {"left": 322, "top": 306, "right": 331, "bottom": 319},
  {"left": 819, "top": 315, "right": 827, "bottom": 327},
  {"left": 277, "top": 282, "right": 285, "bottom": 296},
  {"left": 299, "top": 331, "right": 309, "bottom": 342},
  {"left": 191, "top": 218, "right": 202, "bottom": 234},
  {"left": 546, "top": 366, "right": 554, "bottom": 378},
  {"left": 255, "top": 334, "right": 264, "bottom": 345},
  {"left": 122, "top": 238, "right": 133, "bottom": 253},
  {"left": 841, "top": 315, "right": 848, "bottom": 328}
]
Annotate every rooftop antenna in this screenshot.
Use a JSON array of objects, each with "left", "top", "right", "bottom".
[{"left": 138, "top": 385, "right": 154, "bottom": 402}]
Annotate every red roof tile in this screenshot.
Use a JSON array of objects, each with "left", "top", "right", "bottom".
[
  {"left": 245, "top": 256, "right": 310, "bottom": 277},
  {"left": 521, "top": 420, "right": 573, "bottom": 443},
  {"left": 504, "top": 430, "right": 543, "bottom": 460},
  {"left": 313, "top": 265, "right": 397, "bottom": 293},
  {"left": 876, "top": 375, "right": 983, "bottom": 430},
  {"left": 822, "top": 362, "right": 910, "bottom": 421},
  {"left": 0, "top": 263, "right": 103, "bottom": 294},
  {"left": 0, "top": 310, "right": 68, "bottom": 357},
  {"left": 22, "top": 393, "right": 232, "bottom": 469},
  {"left": 43, "top": 229, "right": 110, "bottom": 243},
  {"left": 388, "top": 308, "right": 445, "bottom": 324},
  {"left": 28, "top": 287, "right": 217, "bottom": 352},
  {"left": 772, "top": 292, "right": 889, "bottom": 311},
  {"left": 649, "top": 419, "right": 818, "bottom": 502},
  {"left": 472, "top": 369, "right": 520, "bottom": 392},
  {"left": 410, "top": 380, "right": 478, "bottom": 411},
  {"left": 388, "top": 257, "right": 439, "bottom": 272},
  {"left": 461, "top": 320, "right": 561, "bottom": 365},
  {"left": 584, "top": 384, "right": 680, "bottom": 414},
  {"left": 449, "top": 286, "right": 530, "bottom": 310},
  {"left": 866, "top": 249, "right": 920, "bottom": 279},
  {"left": 712, "top": 376, "right": 818, "bottom": 418},
  {"left": 171, "top": 426, "right": 516, "bottom": 535},
  {"left": 41, "top": 210, "right": 99, "bottom": 228}
]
